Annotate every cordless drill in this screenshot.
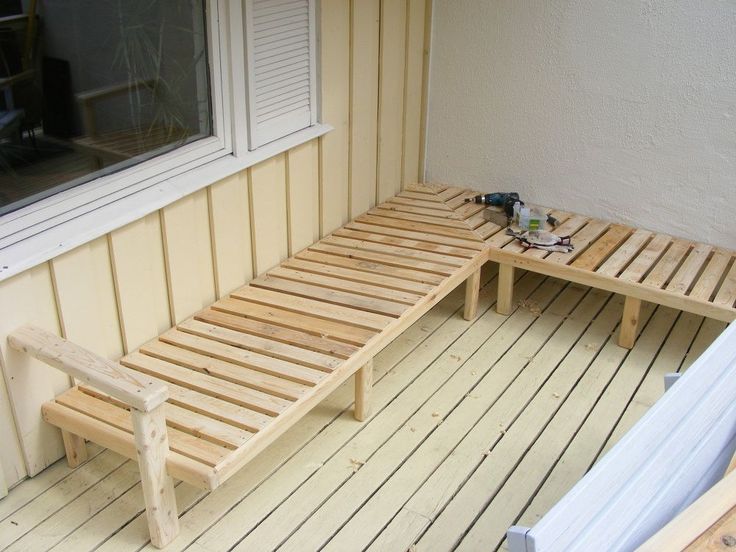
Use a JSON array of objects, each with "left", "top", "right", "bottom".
[
  {"left": 464, "top": 192, "right": 521, "bottom": 218},
  {"left": 465, "top": 192, "right": 558, "bottom": 226}
]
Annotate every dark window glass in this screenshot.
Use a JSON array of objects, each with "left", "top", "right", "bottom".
[{"left": 0, "top": 0, "right": 212, "bottom": 215}]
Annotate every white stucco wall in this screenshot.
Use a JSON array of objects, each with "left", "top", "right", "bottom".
[{"left": 425, "top": 1, "right": 736, "bottom": 248}]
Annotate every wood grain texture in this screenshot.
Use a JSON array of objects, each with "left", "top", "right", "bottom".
[
  {"left": 349, "top": 0, "right": 380, "bottom": 217},
  {"left": 249, "top": 155, "right": 289, "bottom": 276},
  {"left": 0, "top": 263, "right": 63, "bottom": 481},
  {"left": 160, "top": 190, "right": 216, "bottom": 324},
  {"left": 287, "top": 140, "right": 320, "bottom": 255},
  {"left": 109, "top": 212, "right": 171, "bottom": 353},
  {"left": 320, "top": 0, "right": 350, "bottom": 234},
  {"left": 8, "top": 326, "right": 169, "bottom": 412},
  {"left": 376, "top": 0, "right": 407, "bottom": 203},
  {"left": 208, "top": 173, "right": 253, "bottom": 298}
]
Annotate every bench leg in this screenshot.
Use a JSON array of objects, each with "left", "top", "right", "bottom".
[
  {"left": 131, "top": 406, "right": 179, "bottom": 549},
  {"left": 354, "top": 360, "right": 373, "bottom": 422},
  {"left": 618, "top": 296, "right": 642, "bottom": 349},
  {"left": 497, "top": 264, "right": 515, "bottom": 315},
  {"left": 61, "top": 430, "right": 88, "bottom": 468},
  {"left": 463, "top": 268, "right": 481, "bottom": 320}
]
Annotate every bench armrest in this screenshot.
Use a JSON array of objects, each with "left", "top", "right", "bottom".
[{"left": 8, "top": 325, "right": 168, "bottom": 412}]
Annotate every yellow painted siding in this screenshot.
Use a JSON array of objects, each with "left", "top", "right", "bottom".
[{"left": 0, "top": 0, "right": 431, "bottom": 491}]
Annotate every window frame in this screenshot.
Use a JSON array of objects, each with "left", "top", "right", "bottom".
[{"left": 0, "top": 0, "right": 330, "bottom": 283}]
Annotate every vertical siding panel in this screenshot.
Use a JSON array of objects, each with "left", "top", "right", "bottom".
[
  {"left": 376, "top": 0, "right": 407, "bottom": 203},
  {"left": 349, "top": 0, "right": 380, "bottom": 218},
  {"left": 287, "top": 141, "right": 320, "bottom": 254},
  {"left": 0, "top": 263, "right": 61, "bottom": 482},
  {"left": 250, "top": 154, "right": 289, "bottom": 275},
  {"left": 51, "top": 237, "right": 124, "bottom": 360},
  {"left": 161, "top": 189, "right": 216, "bottom": 324},
  {"left": 209, "top": 173, "right": 254, "bottom": 297},
  {"left": 109, "top": 213, "right": 171, "bottom": 353},
  {"left": 402, "top": 0, "right": 427, "bottom": 187},
  {"left": 319, "top": 0, "right": 350, "bottom": 234}
]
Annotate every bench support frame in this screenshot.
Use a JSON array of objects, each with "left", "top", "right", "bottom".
[
  {"left": 497, "top": 264, "right": 515, "bottom": 315},
  {"left": 61, "top": 430, "right": 88, "bottom": 468},
  {"left": 354, "top": 360, "right": 373, "bottom": 422},
  {"left": 464, "top": 268, "right": 482, "bottom": 320},
  {"left": 618, "top": 296, "right": 642, "bottom": 349}
]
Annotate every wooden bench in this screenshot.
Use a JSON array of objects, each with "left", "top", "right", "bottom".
[
  {"left": 506, "top": 314, "right": 736, "bottom": 552},
  {"left": 8, "top": 184, "right": 488, "bottom": 547},
  {"left": 7, "top": 183, "right": 736, "bottom": 547},
  {"left": 477, "top": 207, "right": 736, "bottom": 348}
]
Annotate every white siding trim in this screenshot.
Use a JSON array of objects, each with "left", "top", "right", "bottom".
[{"left": 0, "top": 124, "right": 332, "bottom": 283}]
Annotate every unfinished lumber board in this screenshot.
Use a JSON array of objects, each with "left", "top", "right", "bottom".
[
  {"left": 619, "top": 233, "right": 672, "bottom": 283},
  {"left": 666, "top": 242, "right": 713, "bottom": 295},
  {"left": 176, "top": 318, "right": 343, "bottom": 372},
  {"left": 194, "top": 307, "right": 359, "bottom": 359},
  {"left": 263, "top": 266, "right": 423, "bottom": 305},
  {"left": 714, "top": 260, "right": 736, "bottom": 308},
  {"left": 643, "top": 239, "right": 693, "bottom": 289},
  {"left": 690, "top": 249, "right": 732, "bottom": 301},
  {"left": 308, "top": 242, "right": 456, "bottom": 278},
  {"left": 597, "top": 229, "right": 652, "bottom": 277},
  {"left": 334, "top": 227, "right": 478, "bottom": 258},
  {"left": 283, "top": 255, "right": 435, "bottom": 294},
  {"left": 250, "top": 274, "right": 407, "bottom": 318},
  {"left": 344, "top": 220, "right": 484, "bottom": 250},
  {"left": 8, "top": 326, "right": 167, "bottom": 413},
  {"left": 571, "top": 224, "right": 632, "bottom": 271},
  {"left": 364, "top": 209, "right": 475, "bottom": 231},
  {"left": 321, "top": 234, "right": 466, "bottom": 267},
  {"left": 213, "top": 297, "right": 376, "bottom": 346},
  {"left": 387, "top": 196, "right": 453, "bottom": 210},
  {"left": 231, "top": 286, "right": 393, "bottom": 332}
]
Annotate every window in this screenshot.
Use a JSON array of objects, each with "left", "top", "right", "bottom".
[
  {"left": 0, "top": 0, "right": 212, "bottom": 215},
  {"left": 0, "top": 0, "right": 325, "bottom": 280}
]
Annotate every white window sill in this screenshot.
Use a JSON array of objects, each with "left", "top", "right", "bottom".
[{"left": 0, "top": 123, "right": 332, "bottom": 282}]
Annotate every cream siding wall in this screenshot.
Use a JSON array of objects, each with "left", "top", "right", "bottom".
[{"left": 0, "top": 0, "right": 431, "bottom": 492}]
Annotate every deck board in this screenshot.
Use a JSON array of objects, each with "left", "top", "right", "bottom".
[{"left": 2, "top": 271, "right": 720, "bottom": 552}]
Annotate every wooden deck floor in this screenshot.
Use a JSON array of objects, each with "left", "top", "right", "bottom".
[{"left": 0, "top": 266, "right": 725, "bottom": 552}]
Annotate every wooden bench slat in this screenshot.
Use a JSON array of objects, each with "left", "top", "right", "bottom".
[
  {"left": 378, "top": 201, "right": 463, "bottom": 219},
  {"left": 213, "top": 296, "right": 376, "bottom": 346},
  {"left": 266, "top": 266, "right": 423, "bottom": 305},
  {"left": 250, "top": 274, "right": 407, "bottom": 318},
  {"left": 232, "top": 286, "right": 393, "bottom": 332},
  {"left": 283, "top": 255, "right": 435, "bottom": 295},
  {"left": 194, "top": 308, "right": 358, "bottom": 359},
  {"left": 366, "top": 208, "right": 475, "bottom": 231},
  {"left": 619, "top": 233, "right": 672, "bottom": 283},
  {"left": 572, "top": 224, "right": 633, "bottom": 271},
  {"left": 136, "top": 338, "right": 308, "bottom": 400},
  {"left": 437, "top": 186, "right": 467, "bottom": 201},
  {"left": 42, "top": 401, "right": 217, "bottom": 490},
  {"left": 335, "top": 227, "right": 478, "bottom": 258},
  {"left": 177, "top": 318, "right": 342, "bottom": 372},
  {"left": 124, "top": 350, "right": 292, "bottom": 417},
  {"left": 308, "top": 242, "right": 455, "bottom": 278},
  {"left": 344, "top": 220, "right": 484, "bottom": 251},
  {"left": 666, "top": 243, "right": 713, "bottom": 295},
  {"left": 321, "top": 234, "right": 466, "bottom": 267},
  {"left": 452, "top": 201, "right": 487, "bottom": 220},
  {"left": 56, "top": 388, "right": 230, "bottom": 466},
  {"left": 690, "top": 249, "right": 733, "bottom": 302},
  {"left": 596, "top": 228, "right": 652, "bottom": 277},
  {"left": 387, "top": 196, "right": 453, "bottom": 210},
  {"left": 396, "top": 190, "right": 447, "bottom": 202},
  {"left": 301, "top": 247, "right": 448, "bottom": 284},
  {"left": 644, "top": 239, "right": 693, "bottom": 289},
  {"left": 475, "top": 221, "right": 505, "bottom": 240},
  {"left": 157, "top": 329, "right": 327, "bottom": 385},
  {"left": 445, "top": 189, "right": 478, "bottom": 209},
  {"left": 357, "top": 213, "right": 482, "bottom": 241},
  {"left": 548, "top": 220, "right": 611, "bottom": 264},
  {"left": 713, "top": 260, "right": 736, "bottom": 308},
  {"left": 80, "top": 386, "right": 252, "bottom": 450}
]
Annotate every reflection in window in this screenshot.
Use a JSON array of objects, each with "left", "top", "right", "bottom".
[{"left": 0, "top": 0, "right": 212, "bottom": 215}]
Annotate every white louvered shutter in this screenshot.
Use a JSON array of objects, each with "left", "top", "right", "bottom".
[{"left": 244, "top": 0, "right": 317, "bottom": 149}]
